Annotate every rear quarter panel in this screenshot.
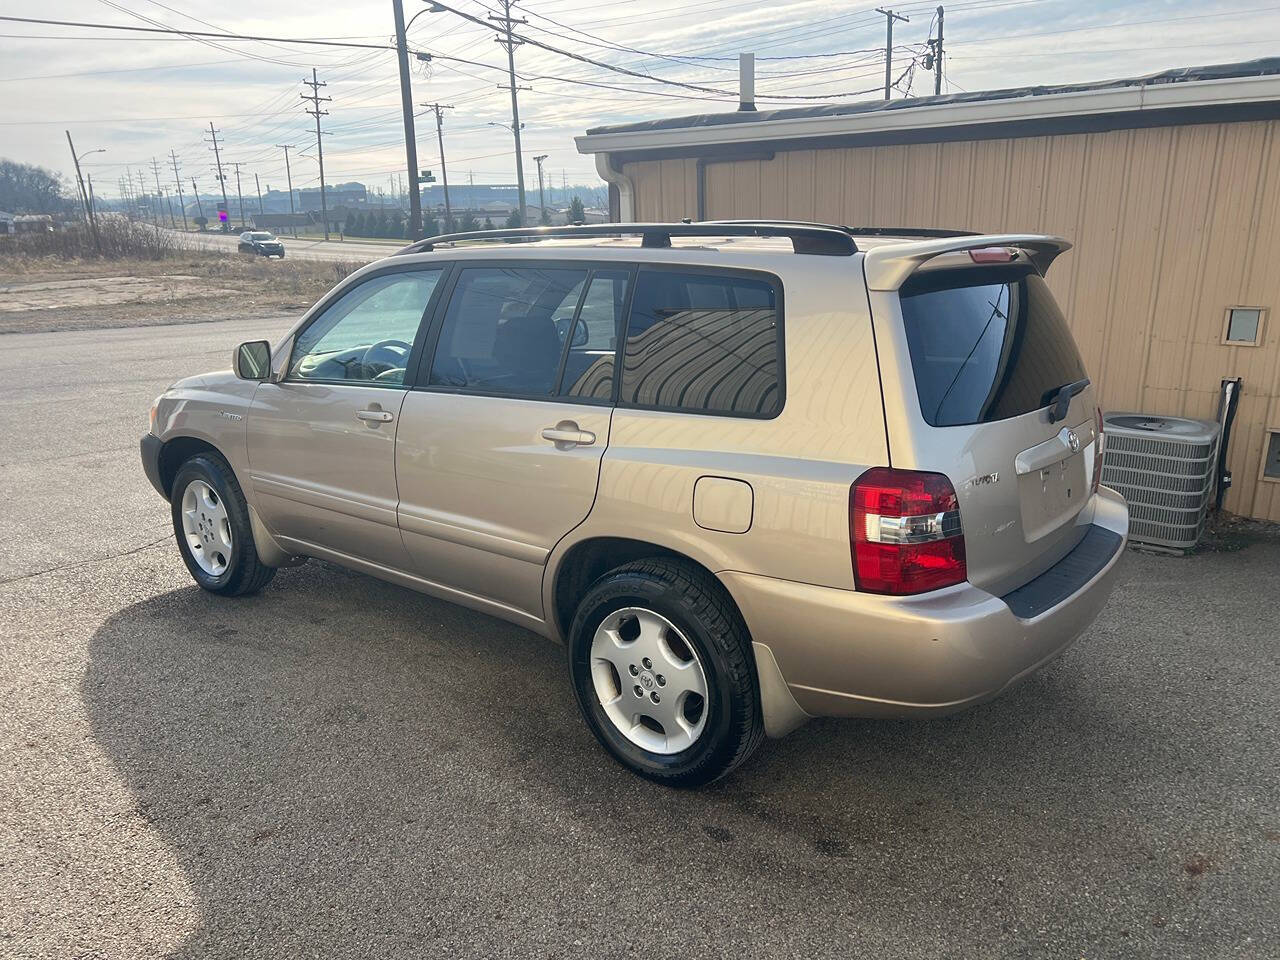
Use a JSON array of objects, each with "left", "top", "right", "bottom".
[{"left": 544, "top": 254, "right": 890, "bottom": 627}]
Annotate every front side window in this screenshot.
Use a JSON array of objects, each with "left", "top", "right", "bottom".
[
  {"left": 288, "top": 269, "right": 442, "bottom": 385},
  {"left": 619, "top": 270, "right": 782, "bottom": 416},
  {"left": 429, "top": 266, "right": 588, "bottom": 396}
]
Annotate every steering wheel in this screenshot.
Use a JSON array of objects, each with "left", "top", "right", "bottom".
[{"left": 362, "top": 339, "right": 412, "bottom": 379}]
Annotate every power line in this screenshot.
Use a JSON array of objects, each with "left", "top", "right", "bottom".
[{"left": 0, "top": 15, "right": 398, "bottom": 51}]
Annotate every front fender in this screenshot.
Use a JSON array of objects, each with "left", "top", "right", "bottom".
[{"left": 152, "top": 371, "right": 257, "bottom": 504}]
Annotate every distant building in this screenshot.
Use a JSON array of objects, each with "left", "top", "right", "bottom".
[
  {"left": 252, "top": 213, "right": 310, "bottom": 231},
  {"left": 297, "top": 182, "right": 367, "bottom": 210}
]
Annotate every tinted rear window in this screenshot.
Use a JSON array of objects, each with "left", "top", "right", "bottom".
[
  {"left": 898, "top": 265, "right": 1086, "bottom": 427},
  {"left": 620, "top": 270, "right": 781, "bottom": 417}
]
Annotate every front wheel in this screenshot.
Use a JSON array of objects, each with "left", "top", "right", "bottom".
[
  {"left": 568, "top": 559, "right": 764, "bottom": 787},
  {"left": 170, "top": 452, "right": 275, "bottom": 596}
]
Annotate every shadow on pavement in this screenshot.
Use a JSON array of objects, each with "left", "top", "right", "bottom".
[{"left": 81, "top": 554, "right": 1263, "bottom": 956}]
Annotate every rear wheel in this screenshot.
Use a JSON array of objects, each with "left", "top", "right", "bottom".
[
  {"left": 170, "top": 453, "right": 275, "bottom": 596},
  {"left": 568, "top": 559, "right": 763, "bottom": 787}
]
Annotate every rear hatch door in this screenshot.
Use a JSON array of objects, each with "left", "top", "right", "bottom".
[{"left": 865, "top": 244, "right": 1100, "bottom": 596}]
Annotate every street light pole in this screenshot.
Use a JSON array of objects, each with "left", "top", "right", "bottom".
[{"left": 533, "top": 154, "right": 548, "bottom": 224}]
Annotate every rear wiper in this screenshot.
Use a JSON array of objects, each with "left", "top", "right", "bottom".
[{"left": 1046, "top": 378, "right": 1090, "bottom": 424}]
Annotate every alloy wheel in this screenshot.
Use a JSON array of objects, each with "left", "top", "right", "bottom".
[
  {"left": 181, "top": 479, "right": 232, "bottom": 576},
  {"left": 589, "top": 607, "right": 709, "bottom": 754}
]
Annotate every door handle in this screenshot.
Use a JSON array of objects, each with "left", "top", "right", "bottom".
[
  {"left": 356, "top": 408, "right": 394, "bottom": 423},
  {"left": 541, "top": 421, "right": 596, "bottom": 448}
]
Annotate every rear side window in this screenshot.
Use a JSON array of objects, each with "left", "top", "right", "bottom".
[
  {"left": 620, "top": 270, "right": 782, "bottom": 417},
  {"left": 898, "top": 265, "right": 1086, "bottom": 427}
]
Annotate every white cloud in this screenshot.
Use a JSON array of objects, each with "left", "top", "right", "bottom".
[{"left": 1, "top": 0, "right": 1276, "bottom": 198}]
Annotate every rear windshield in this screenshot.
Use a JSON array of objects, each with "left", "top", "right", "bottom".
[{"left": 898, "top": 264, "right": 1086, "bottom": 427}]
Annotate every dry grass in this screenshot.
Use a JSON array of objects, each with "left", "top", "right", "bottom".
[
  {"left": 0, "top": 219, "right": 191, "bottom": 261},
  {"left": 0, "top": 251, "right": 361, "bottom": 335}
]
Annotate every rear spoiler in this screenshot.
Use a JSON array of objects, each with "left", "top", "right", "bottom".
[{"left": 861, "top": 234, "right": 1072, "bottom": 291}]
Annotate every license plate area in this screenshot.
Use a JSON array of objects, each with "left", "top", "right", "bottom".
[{"left": 1018, "top": 452, "right": 1086, "bottom": 541}]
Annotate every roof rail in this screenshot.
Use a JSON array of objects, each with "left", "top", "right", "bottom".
[
  {"left": 843, "top": 226, "right": 976, "bottom": 239},
  {"left": 705, "top": 219, "right": 975, "bottom": 240},
  {"left": 396, "top": 221, "right": 857, "bottom": 257}
]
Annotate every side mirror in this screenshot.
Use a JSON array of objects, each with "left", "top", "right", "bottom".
[
  {"left": 572, "top": 323, "right": 588, "bottom": 348},
  {"left": 234, "top": 340, "right": 272, "bottom": 381}
]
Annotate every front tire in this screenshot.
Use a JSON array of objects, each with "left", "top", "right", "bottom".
[
  {"left": 568, "top": 559, "right": 764, "bottom": 787},
  {"left": 170, "top": 452, "right": 275, "bottom": 596}
]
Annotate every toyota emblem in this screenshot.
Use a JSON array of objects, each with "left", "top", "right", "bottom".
[{"left": 1067, "top": 430, "right": 1081, "bottom": 453}]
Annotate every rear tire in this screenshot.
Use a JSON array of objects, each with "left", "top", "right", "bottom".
[
  {"left": 170, "top": 452, "right": 275, "bottom": 596},
  {"left": 568, "top": 559, "right": 764, "bottom": 787}
]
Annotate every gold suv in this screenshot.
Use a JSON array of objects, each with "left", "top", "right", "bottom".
[{"left": 141, "top": 222, "right": 1128, "bottom": 786}]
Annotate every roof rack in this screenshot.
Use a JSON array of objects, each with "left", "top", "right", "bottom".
[{"left": 396, "top": 221, "right": 857, "bottom": 257}]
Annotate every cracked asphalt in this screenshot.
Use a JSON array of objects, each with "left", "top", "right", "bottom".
[{"left": 1, "top": 313, "right": 1277, "bottom": 958}]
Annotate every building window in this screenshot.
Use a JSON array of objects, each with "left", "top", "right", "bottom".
[
  {"left": 1263, "top": 430, "right": 1280, "bottom": 482},
  {"left": 1223, "top": 306, "right": 1265, "bottom": 346}
]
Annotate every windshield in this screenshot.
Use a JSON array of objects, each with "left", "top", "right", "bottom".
[
  {"left": 250, "top": 232, "right": 275, "bottom": 240},
  {"left": 898, "top": 264, "right": 1087, "bottom": 427}
]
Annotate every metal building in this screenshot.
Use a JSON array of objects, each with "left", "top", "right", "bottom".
[{"left": 577, "top": 59, "right": 1280, "bottom": 522}]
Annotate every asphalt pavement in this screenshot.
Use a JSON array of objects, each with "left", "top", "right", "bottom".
[
  {"left": 1, "top": 313, "right": 1277, "bottom": 958},
  {"left": 174, "top": 228, "right": 400, "bottom": 264}
]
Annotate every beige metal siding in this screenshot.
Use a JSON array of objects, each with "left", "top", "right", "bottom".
[{"left": 621, "top": 117, "right": 1280, "bottom": 520}]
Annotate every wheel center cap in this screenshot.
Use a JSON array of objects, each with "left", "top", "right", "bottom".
[{"left": 639, "top": 671, "right": 656, "bottom": 690}]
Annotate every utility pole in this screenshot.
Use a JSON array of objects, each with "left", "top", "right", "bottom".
[
  {"left": 86, "top": 173, "right": 97, "bottom": 221},
  {"left": 489, "top": 0, "right": 528, "bottom": 224},
  {"left": 137, "top": 169, "right": 156, "bottom": 225},
  {"left": 875, "top": 8, "right": 909, "bottom": 100},
  {"left": 169, "top": 151, "right": 189, "bottom": 231},
  {"left": 120, "top": 172, "right": 133, "bottom": 218},
  {"left": 255, "top": 173, "right": 265, "bottom": 219},
  {"left": 533, "top": 154, "right": 548, "bottom": 224},
  {"left": 206, "top": 123, "right": 229, "bottom": 229},
  {"left": 191, "top": 178, "right": 205, "bottom": 223},
  {"left": 276, "top": 144, "right": 297, "bottom": 237},
  {"left": 391, "top": 0, "right": 422, "bottom": 241},
  {"left": 422, "top": 102, "right": 454, "bottom": 229},
  {"left": 66, "top": 132, "right": 103, "bottom": 254},
  {"left": 930, "top": 6, "right": 945, "bottom": 96},
  {"left": 302, "top": 68, "right": 331, "bottom": 240},
  {"left": 150, "top": 157, "right": 175, "bottom": 228},
  {"left": 229, "top": 161, "right": 246, "bottom": 228}
]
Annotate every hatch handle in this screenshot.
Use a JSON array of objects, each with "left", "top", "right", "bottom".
[{"left": 1046, "top": 378, "right": 1090, "bottom": 424}]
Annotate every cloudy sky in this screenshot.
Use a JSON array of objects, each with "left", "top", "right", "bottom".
[{"left": 3, "top": 0, "right": 1278, "bottom": 202}]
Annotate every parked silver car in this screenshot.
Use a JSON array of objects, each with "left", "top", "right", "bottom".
[{"left": 141, "top": 222, "right": 1128, "bottom": 786}]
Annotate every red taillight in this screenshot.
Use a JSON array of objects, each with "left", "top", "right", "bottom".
[
  {"left": 969, "top": 246, "right": 1014, "bottom": 263},
  {"left": 850, "top": 467, "right": 967, "bottom": 595},
  {"left": 1092, "top": 406, "right": 1105, "bottom": 492}
]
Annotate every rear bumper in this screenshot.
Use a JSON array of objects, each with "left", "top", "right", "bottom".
[
  {"left": 140, "top": 432, "right": 167, "bottom": 499},
  {"left": 724, "top": 485, "right": 1129, "bottom": 722}
]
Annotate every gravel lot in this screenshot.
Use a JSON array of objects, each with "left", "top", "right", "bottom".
[{"left": 1, "top": 312, "right": 1277, "bottom": 959}]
